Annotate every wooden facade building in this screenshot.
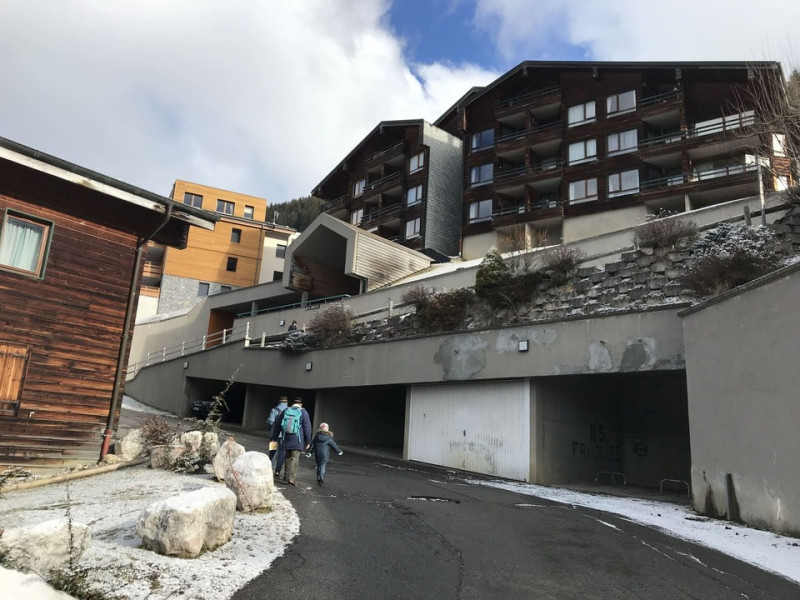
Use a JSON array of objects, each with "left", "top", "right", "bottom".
[{"left": 0, "top": 137, "right": 216, "bottom": 473}]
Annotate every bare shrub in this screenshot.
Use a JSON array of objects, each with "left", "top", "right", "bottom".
[
  {"left": 540, "top": 245, "right": 586, "bottom": 284},
  {"left": 401, "top": 284, "right": 432, "bottom": 309},
  {"left": 497, "top": 226, "right": 550, "bottom": 273},
  {"left": 417, "top": 289, "right": 474, "bottom": 332},
  {"left": 308, "top": 303, "right": 354, "bottom": 343},
  {"left": 633, "top": 210, "right": 698, "bottom": 249},
  {"left": 139, "top": 415, "right": 177, "bottom": 447},
  {"left": 681, "top": 223, "right": 785, "bottom": 296}
]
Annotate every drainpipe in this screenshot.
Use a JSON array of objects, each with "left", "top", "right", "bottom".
[{"left": 100, "top": 204, "right": 173, "bottom": 460}]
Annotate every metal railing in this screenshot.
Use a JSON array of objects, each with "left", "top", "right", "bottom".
[
  {"left": 236, "top": 293, "right": 352, "bottom": 319},
  {"left": 128, "top": 322, "right": 253, "bottom": 376},
  {"left": 366, "top": 140, "right": 405, "bottom": 164},
  {"left": 638, "top": 89, "right": 681, "bottom": 107},
  {"left": 365, "top": 171, "right": 402, "bottom": 193},
  {"left": 361, "top": 202, "right": 402, "bottom": 225},
  {"left": 495, "top": 158, "right": 563, "bottom": 181},
  {"left": 322, "top": 194, "right": 350, "bottom": 212},
  {"left": 492, "top": 197, "right": 562, "bottom": 219},
  {"left": 495, "top": 121, "right": 562, "bottom": 145},
  {"left": 495, "top": 85, "right": 561, "bottom": 110},
  {"left": 690, "top": 110, "right": 755, "bottom": 137}
]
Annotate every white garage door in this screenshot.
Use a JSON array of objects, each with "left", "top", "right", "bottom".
[{"left": 408, "top": 380, "right": 530, "bottom": 481}]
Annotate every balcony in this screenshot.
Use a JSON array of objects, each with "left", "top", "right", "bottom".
[
  {"left": 495, "top": 121, "right": 563, "bottom": 153},
  {"left": 495, "top": 85, "right": 562, "bottom": 119},
  {"left": 322, "top": 194, "right": 350, "bottom": 214},
  {"left": 495, "top": 158, "right": 563, "bottom": 185},
  {"left": 493, "top": 197, "right": 563, "bottom": 219},
  {"left": 638, "top": 89, "right": 682, "bottom": 108},
  {"left": 364, "top": 171, "right": 402, "bottom": 196},
  {"left": 691, "top": 163, "right": 757, "bottom": 182},
  {"left": 359, "top": 202, "right": 402, "bottom": 228},
  {"left": 689, "top": 110, "right": 755, "bottom": 138},
  {"left": 365, "top": 140, "right": 406, "bottom": 170}
]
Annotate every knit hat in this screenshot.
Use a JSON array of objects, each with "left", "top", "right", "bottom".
[{"left": 320, "top": 423, "right": 329, "bottom": 431}]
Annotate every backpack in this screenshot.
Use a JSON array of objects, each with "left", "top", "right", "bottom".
[
  {"left": 267, "top": 406, "right": 281, "bottom": 428},
  {"left": 282, "top": 406, "right": 302, "bottom": 435}
]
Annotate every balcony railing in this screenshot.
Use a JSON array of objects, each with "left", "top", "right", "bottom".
[
  {"left": 495, "top": 158, "right": 563, "bottom": 182},
  {"left": 365, "top": 171, "right": 402, "bottom": 193},
  {"left": 691, "top": 163, "right": 757, "bottom": 181},
  {"left": 495, "top": 121, "right": 563, "bottom": 145},
  {"left": 360, "top": 202, "right": 402, "bottom": 226},
  {"left": 640, "top": 173, "right": 687, "bottom": 191},
  {"left": 690, "top": 110, "right": 755, "bottom": 138},
  {"left": 639, "top": 131, "right": 685, "bottom": 148},
  {"left": 638, "top": 89, "right": 682, "bottom": 108},
  {"left": 495, "top": 85, "right": 562, "bottom": 110},
  {"left": 323, "top": 194, "right": 350, "bottom": 212},
  {"left": 365, "top": 140, "right": 406, "bottom": 166},
  {"left": 493, "top": 197, "right": 563, "bottom": 219}
]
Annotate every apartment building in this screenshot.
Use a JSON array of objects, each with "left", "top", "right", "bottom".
[
  {"left": 313, "top": 120, "right": 463, "bottom": 258},
  {"left": 138, "top": 180, "right": 297, "bottom": 319},
  {"left": 435, "top": 61, "right": 792, "bottom": 259}
]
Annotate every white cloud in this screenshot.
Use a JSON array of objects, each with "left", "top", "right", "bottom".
[
  {"left": 0, "top": 1, "right": 497, "bottom": 203},
  {"left": 472, "top": 0, "right": 800, "bottom": 68}
]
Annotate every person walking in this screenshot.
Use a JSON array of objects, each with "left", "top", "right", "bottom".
[
  {"left": 308, "top": 422, "right": 343, "bottom": 486},
  {"left": 267, "top": 396, "right": 289, "bottom": 478},
  {"left": 271, "top": 397, "right": 311, "bottom": 486}
]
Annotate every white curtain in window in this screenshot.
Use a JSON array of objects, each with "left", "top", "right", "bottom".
[
  {"left": 620, "top": 129, "right": 637, "bottom": 150},
  {"left": 0, "top": 217, "right": 44, "bottom": 272}
]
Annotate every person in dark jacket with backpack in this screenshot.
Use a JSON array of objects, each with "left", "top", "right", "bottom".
[
  {"left": 267, "top": 396, "right": 289, "bottom": 477},
  {"left": 308, "top": 422, "right": 343, "bottom": 486},
  {"left": 271, "top": 397, "right": 312, "bottom": 486}
]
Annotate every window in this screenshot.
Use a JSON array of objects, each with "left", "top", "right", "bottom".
[
  {"left": 608, "top": 169, "right": 640, "bottom": 197},
  {"left": 243, "top": 205, "right": 254, "bottom": 219},
  {"left": 568, "top": 139, "right": 597, "bottom": 165},
  {"left": 470, "top": 163, "right": 493, "bottom": 186},
  {"left": 406, "top": 185, "right": 423, "bottom": 206},
  {"left": 607, "top": 129, "right": 638, "bottom": 155},
  {"left": 0, "top": 211, "right": 53, "bottom": 278},
  {"left": 272, "top": 271, "right": 282, "bottom": 282},
  {"left": 568, "top": 178, "right": 598, "bottom": 204},
  {"left": 607, "top": 90, "right": 636, "bottom": 116},
  {"left": 276, "top": 244, "right": 286, "bottom": 258},
  {"left": 470, "top": 128, "right": 495, "bottom": 151},
  {"left": 231, "top": 228, "right": 242, "bottom": 243},
  {"left": 216, "top": 199, "right": 234, "bottom": 215},
  {"left": 774, "top": 133, "right": 787, "bottom": 157},
  {"left": 350, "top": 208, "right": 363, "bottom": 225},
  {"left": 198, "top": 282, "right": 210, "bottom": 296},
  {"left": 409, "top": 152, "right": 424, "bottom": 173},
  {"left": 567, "top": 101, "right": 596, "bottom": 127},
  {"left": 183, "top": 192, "right": 203, "bottom": 208},
  {"left": 468, "top": 199, "right": 493, "bottom": 223},
  {"left": 220, "top": 285, "right": 232, "bottom": 293},
  {"left": 405, "top": 217, "right": 421, "bottom": 239},
  {"left": 226, "top": 257, "right": 238, "bottom": 272},
  {"left": 353, "top": 179, "right": 366, "bottom": 197}
]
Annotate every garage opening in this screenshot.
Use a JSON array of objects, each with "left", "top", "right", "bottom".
[
  {"left": 185, "top": 377, "right": 247, "bottom": 425},
  {"left": 312, "top": 384, "right": 406, "bottom": 452},
  {"left": 535, "top": 371, "right": 690, "bottom": 490}
]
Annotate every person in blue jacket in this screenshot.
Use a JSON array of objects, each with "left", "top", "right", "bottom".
[
  {"left": 308, "top": 422, "right": 343, "bottom": 486},
  {"left": 271, "top": 397, "right": 312, "bottom": 486}
]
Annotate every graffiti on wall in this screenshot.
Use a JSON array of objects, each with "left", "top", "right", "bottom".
[{"left": 572, "top": 423, "right": 622, "bottom": 461}]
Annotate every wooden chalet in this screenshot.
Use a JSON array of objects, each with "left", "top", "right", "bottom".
[{"left": 0, "top": 136, "right": 217, "bottom": 474}]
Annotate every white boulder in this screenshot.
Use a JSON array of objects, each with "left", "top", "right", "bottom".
[
  {"left": 180, "top": 430, "right": 203, "bottom": 453},
  {"left": 114, "top": 428, "right": 145, "bottom": 460},
  {"left": 202, "top": 431, "right": 220, "bottom": 456},
  {"left": 136, "top": 486, "right": 237, "bottom": 558},
  {"left": 224, "top": 451, "right": 275, "bottom": 512},
  {"left": 212, "top": 438, "right": 246, "bottom": 481},
  {"left": 0, "top": 565, "right": 76, "bottom": 600},
  {"left": 0, "top": 518, "right": 90, "bottom": 575},
  {"left": 150, "top": 444, "right": 185, "bottom": 470}
]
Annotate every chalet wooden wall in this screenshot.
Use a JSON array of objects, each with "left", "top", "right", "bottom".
[{"left": 0, "top": 162, "right": 149, "bottom": 472}]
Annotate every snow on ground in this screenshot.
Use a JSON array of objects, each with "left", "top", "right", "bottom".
[
  {"left": 468, "top": 478, "right": 800, "bottom": 586},
  {"left": 121, "top": 395, "right": 176, "bottom": 417},
  {"left": 0, "top": 466, "right": 299, "bottom": 600}
]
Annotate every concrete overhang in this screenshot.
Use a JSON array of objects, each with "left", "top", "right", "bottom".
[{"left": 284, "top": 213, "right": 433, "bottom": 295}]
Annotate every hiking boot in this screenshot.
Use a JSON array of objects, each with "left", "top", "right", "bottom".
[{"left": 317, "top": 478, "right": 323, "bottom": 486}]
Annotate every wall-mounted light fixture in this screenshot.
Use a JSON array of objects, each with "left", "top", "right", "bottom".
[
  {"left": 183, "top": 360, "right": 189, "bottom": 369},
  {"left": 518, "top": 340, "right": 529, "bottom": 352},
  {"left": 305, "top": 362, "right": 313, "bottom": 371},
  {"left": 280, "top": 319, "right": 285, "bottom": 326}
]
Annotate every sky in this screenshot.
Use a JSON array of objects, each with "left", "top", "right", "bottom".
[
  {"left": 1, "top": 398, "right": 798, "bottom": 600},
  {"left": 0, "top": 1, "right": 798, "bottom": 207}
]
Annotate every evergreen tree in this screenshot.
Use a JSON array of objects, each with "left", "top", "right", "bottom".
[{"left": 267, "top": 196, "right": 325, "bottom": 231}]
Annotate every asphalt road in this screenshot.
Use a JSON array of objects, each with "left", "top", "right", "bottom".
[{"left": 229, "top": 451, "right": 799, "bottom": 600}]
